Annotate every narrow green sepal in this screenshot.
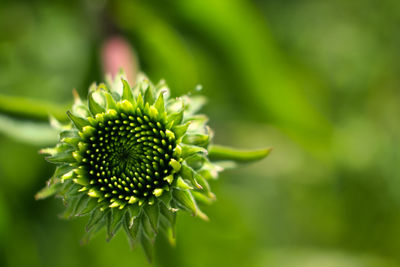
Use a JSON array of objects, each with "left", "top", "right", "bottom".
[
  {"left": 181, "top": 144, "right": 207, "bottom": 158},
  {"left": 118, "top": 100, "right": 134, "bottom": 114},
  {"left": 35, "top": 183, "right": 63, "bottom": 200},
  {"left": 154, "top": 92, "right": 165, "bottom": 115},
  {"left": 140, "top": 230, "right": 154, "bottom": 263},
  {"left": 167, "top": 109, "right": 184, "bottom": 127},
  {"left": 180, "top": 163, "right": 202, "bottom": 189},
  {"left": 88, "top": 91, "right": 106, "bottom": 115},
  {"left": 144, "top": 203, "right": 159, "bottom": 232},
  {"left": 77, "top": 197, "right": 99, "bottom": 216},
  {"left": 172, "top": 189, "right": 208, "bottom": 220},
  {"left": 85, "top": 207, "right": 105, "bottom": 232},
  {"left": 174, "top": 177, "right": 193, "bottom": 190},
  {"left": 159, "top": 189, "right": 172, "bottom": 206},
  {"left": 53, "top": 164, "right": 75, "bottom": 178},
  {"left": 45, "top": 150, "right": 75, "bottom": 164},
  {"left": 144, "top": 86, "right": 155, "bottom": 104},
  {"left": 136, "top": 92, "right": 144, "bottom": 109},
  {"left": 123, "top": 212, "right": 140, "bottom": 248},
  {"left": 191, "top": 191, "right": 215, "bottom": 205},
  {"left": 169, "top": 159, "right": 181, "bottom": 173},
  {"left": 107, "top": 208, "right": 126, "bottom": 239},
  {"left": 67, "top": 111, "right": 89, "bottom": 130},
  {"left": 121, "top": 79, "right": 134, "bottom": 102},
  {"left": 62, "top": 137, "right": 80, "bottom": 147},
  {"left": 172, "top": 122, "right": 190, "bottom": 140},
  {"left": 182, "top": 133, "right": 209, "bottom": 147},
  {"left": 208, "top": 145, "right": 272, "bottom": 163},
  {"left": 104, "top": 92, "right": 118, "bottom": 110}
]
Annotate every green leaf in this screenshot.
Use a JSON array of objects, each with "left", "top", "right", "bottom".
[
  {"left": 0, "top": 93, "right": 68, "bottom": 122},
  {"left": 208, "top": 144, "right": 272, "bottom": 163},
  {"left": 0, "top": 114, "right": 58, "bottom": 146}
]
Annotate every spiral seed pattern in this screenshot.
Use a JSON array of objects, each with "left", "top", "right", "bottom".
[{"left": 78, "top": 109, "right": 178, "bottom": 205}]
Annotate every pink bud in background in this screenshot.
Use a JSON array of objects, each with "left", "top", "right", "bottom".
[{"left": 101, "top": 36, "right": 138, "bottom": 85}]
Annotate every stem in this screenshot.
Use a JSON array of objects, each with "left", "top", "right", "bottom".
[
  {"left": 208, "top": 144, "right": 272, "bottom": 163},
  {"left": 0, "top": 93, "right": 69, "bottom": 122}
]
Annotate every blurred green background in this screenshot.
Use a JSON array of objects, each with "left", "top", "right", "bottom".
[{"left": 1, "top": 0, "right": 400, "bottom": 266}]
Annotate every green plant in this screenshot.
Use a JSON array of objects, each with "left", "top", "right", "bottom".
[{"left": 35, "top": 72, "right": 271, "bottom": 261}]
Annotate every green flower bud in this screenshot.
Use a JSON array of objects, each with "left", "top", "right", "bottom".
[{"left": 36, "top": 72, "right": 271, "bottom": 261}]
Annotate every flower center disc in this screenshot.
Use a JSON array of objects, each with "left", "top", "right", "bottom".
[{"left": 80, "top": 111, "right": 176, "bottom": 201}]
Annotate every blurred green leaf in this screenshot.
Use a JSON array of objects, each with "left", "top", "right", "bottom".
[{"left": 0, "top": 114, "right": 57, "bottom": 145}]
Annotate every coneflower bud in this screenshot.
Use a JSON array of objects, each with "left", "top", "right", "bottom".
[{"left": 36, "top": 72, "right": 270, "bottom": 261}]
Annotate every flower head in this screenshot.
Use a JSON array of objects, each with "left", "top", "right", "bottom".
[{"left": 37, "top": 73, "right": 221, "bottom": 260}]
